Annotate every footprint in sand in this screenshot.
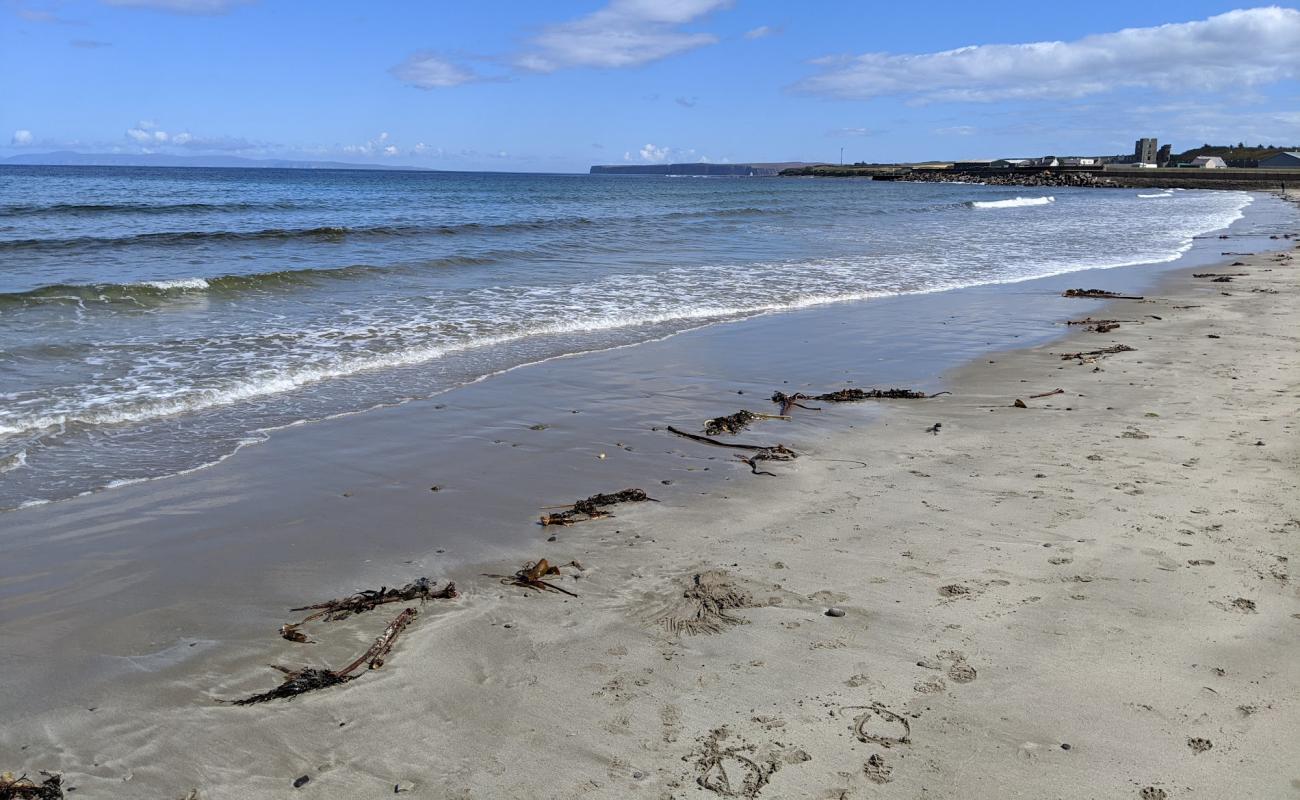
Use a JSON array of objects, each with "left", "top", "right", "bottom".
[
  {"left": 1187, "top": 737, "right": 1213, "bottom": 754},
  {"left": 919, "top": 650, "right": 978, "bottom": 684},
  {"left": 914, "top": 675, "right": 947, "bottom": 694},
  {"left": 1140, "top": 788, "right": 1168, "bottom": 800},
  {"left": 863, "top": 753, "right": 894, "bottom": 784}
]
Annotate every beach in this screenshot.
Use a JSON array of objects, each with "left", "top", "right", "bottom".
[{"left": 2, "top": 192, "right": 1298, "bottom": 799}]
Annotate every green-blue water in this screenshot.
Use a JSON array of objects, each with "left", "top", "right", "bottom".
[{"left": 0, "top": 166, "right": 1255, "bottom": 508}]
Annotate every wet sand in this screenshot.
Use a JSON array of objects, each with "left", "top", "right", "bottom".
[{"left": 2, "top": 203, "right": 1298, "bottom": 798}]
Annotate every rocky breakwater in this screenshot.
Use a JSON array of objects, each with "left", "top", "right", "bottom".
[{"left": 906, "top": 170, "right": 1120, "bottom": 188}]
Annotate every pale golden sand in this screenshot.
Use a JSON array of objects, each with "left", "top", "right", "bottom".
[{"left": 5, "top": 242, "right": 1299, "bottom": 799}]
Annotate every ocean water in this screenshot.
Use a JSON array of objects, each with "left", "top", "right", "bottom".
[{"left": 0, "top": 166, "right": 1254, "bottom": 509}]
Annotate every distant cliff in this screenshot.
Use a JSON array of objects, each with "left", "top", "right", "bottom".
[{"left": 590, "top": 162, "right": 813, "bottom": 176}]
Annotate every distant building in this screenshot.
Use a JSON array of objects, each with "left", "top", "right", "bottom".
[
  {"left": 1156, "top": 144, "right": 1172, "bottom": 166},
  {"left": 1184, "top": 156, "right": 1227, "bottom": 168},
  {"left": 1135, "top": 137, "right": 1158, "bottom": 165},
  {"left": 1058, "top": 157, "right": 1099, "bottom": 166},
  {"left": 991, "top": 159, "right": 1032, "bottom": 168},
  {"left": 1260, "top": 152, "right": 1300, "bottom": 169},
  {"left": 953, "top": 160, "right": 994, "bottom": 170}
]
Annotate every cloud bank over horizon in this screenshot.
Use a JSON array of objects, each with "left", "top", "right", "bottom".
[{"left": 794, "top": 7, "right": 1300, "bottom": 103}]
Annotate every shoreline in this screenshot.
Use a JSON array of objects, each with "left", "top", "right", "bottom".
[{"left": 2, "top": 197, "right": 1298, "bottom": 798}]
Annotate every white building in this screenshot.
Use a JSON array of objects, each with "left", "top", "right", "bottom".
[{"left": 1187, "top": 156, "right": 1227, "bottom": 168}]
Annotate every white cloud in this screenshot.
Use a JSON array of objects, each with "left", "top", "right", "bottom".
[
  {"left": 795, "top": 7, "right": 1300, "bottom": 103},
  {"left": 126, "top": 123, "right": 169, "bottom": 143},
  {"left": 743, "top": 25, "right": 777, "bottom": 40},
  {"left": 934, "top": 125, "right": 977, "bottom": 136},
  {"left": 828, "top": 127, "right": 877, "bottom": 137},
  {"left": 11, "top": 129, "right": 34, "bottom": 145},
  {"left": 343, "top": 132, "right": 400, "bottom": 157},
  {"left": 101, "top": 0, "right": 252, "bottom": 14},
  {"left": 390, "top": 52, "right": 481, "bottom": 88},
  {"left": 517, "top": 0, "right": 731, "bottom": 72},
  {"left": 640, "top": 143, "right": 670, "bottom": 162}
]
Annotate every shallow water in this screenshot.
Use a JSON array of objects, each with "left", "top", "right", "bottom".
[{"left": 0, "top": 167, "right": 1261, "bottom": 507}]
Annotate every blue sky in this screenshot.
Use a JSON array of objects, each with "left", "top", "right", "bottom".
[{"left": 3, "top": 0, "right": 1298, "bottom": 171}]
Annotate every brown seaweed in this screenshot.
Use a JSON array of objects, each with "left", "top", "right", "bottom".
[
  {"left": 1062, "top": 289, "right": 1144, "bottom": 299},
  {"left": 234, "top": 608, "right": 418, "bottom": 705},
  {"left": 702, "top": 409, "right": 787, "bottom": 437},
  {"left": 490, "top": 558, "right": 580, "bottom": 596},
  {"left": 1060, "top": 344, "right": 1135, "bottom": 361},
  {"left": 0, "top": 773, "right": 63, "bottom": 800},
  {"left": 538, "top": 488, "right": 654, "bottom": 526},
  {"left": 280, "top": 578, "right": 456, "bottom": 642},
  {"left": 769, "top": 391, "right": 821, "bottom": 415}
]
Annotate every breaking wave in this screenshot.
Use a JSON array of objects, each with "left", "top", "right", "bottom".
[{"left": 967, "top": 196, "right": 1055, "bottom": 209}]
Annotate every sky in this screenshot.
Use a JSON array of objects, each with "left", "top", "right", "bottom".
[{"left": 3, "top": 0, "right": 1299, "bottom": 172}]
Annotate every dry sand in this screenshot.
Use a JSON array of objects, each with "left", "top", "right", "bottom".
[{"left": 5, "top": 241, "right": 1299, "bottom": 799}]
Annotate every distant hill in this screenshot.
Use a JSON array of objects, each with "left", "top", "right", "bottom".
[
  {"left": 1, "top": 151, "right": 432, "bottom": 171},
  {"left": 590, "top": 162, "right": 816, "bottom": 176},
  {"left": 1172, "top": 144, "right": 1300, "bottom": 168}
]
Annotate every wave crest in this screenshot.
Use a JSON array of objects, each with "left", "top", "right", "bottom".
[{"left": 968, "top": 196, "right": 1055, "bottom": 209}]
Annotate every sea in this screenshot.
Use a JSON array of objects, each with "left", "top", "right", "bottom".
[{"left": 0, "top": 166, "right": 1259, "bottom": 510}]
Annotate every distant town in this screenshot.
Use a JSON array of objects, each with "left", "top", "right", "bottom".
[{"left": 590, "top": 140, "right": 1300, "bottom": 188}]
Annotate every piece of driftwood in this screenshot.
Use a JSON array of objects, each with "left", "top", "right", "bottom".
[
  {"left": 1211, "top": 276, "right": 1233, "bottom": 283},
  {"left": 538, "top": 488, "right": 654, "bottom": 526},
  {"left": 1029, "top": 388, "right": 1064, "bottom": 398},
  {"left": 1062, "top": 289, "right": 1144, "bottom": 300},
  {"left": 233, "top": 608, "right": 418, "bottom": 705},
  {"left": 702, "top": 409, "right": 788, "bottom": 437},
  {"left": 1060, "top": 344, "right": 1135, "bottom": 361},
  {"left": 925, "top": 422, "right": 942, "bottom": 434},
  {"left": 769, "top": 392, "right": 821, "bottom": 415},
  {"left": 491, "top": 558, "right": 580, "bottom": 596},
  {"left": 0, "top": 773, "right": 63, "bottom": 800},
  {"left": 1192, "top": 272, "right": 1247, "bottom": 278},
  {"left": 280, "top": 578, "right": 456, "bottom": 642}
]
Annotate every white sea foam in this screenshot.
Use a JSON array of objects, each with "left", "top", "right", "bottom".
[
  {"left": 1139, "top": 192, "right": 1173, "bottom": 198},
  {"left": 0, "top": 449, "right": 27, "bottom": 473},
  {"left": 969, "top": 196, "right": 1055, "bottom": 209},
  {"left": 137, "top": 278, "right": 210, "bottom": 290}
]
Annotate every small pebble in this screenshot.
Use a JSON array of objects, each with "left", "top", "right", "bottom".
[
  {"left": 395, "top": 780, "right": 416, "bottom": 793},
  {"left": 825, "top": 607, "right": 846, "bottom": 618},
  {"left": 293, "top": 775, "right": 310, "bottom": 789},
  {"left": 547, "top": 535, "right": 557, "bottom": 542},
  {"left": 1061, "top": 743, "right": 1071, "bottom": 751}
]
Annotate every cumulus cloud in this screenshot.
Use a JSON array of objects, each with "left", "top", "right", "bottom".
[
  {"left": 126, "top": 121, "right": 170, "bottom": 143},
  {"left": 639, "top": 143, "right": 670, "bottom": 162},
  {"left": 101, "top": 0, "right": 252, "bottom": 13},
  {"left": 343, "top": 132, "right": 402, "bottom": 157},
  {"left": 517, "top": 0, "right": 731, "bottom": 72},
  {"left": 794, "top": 7, "right": 1300, "bottom": 103},
  {"left": 11, "top": 129, "right": 34, "bottom": 146},
  {"left": 743, "top": 25, "right": 778, "bottom": 39},
  {"left": 390, "top": 52, "right": 482, "bottom": 88}
]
